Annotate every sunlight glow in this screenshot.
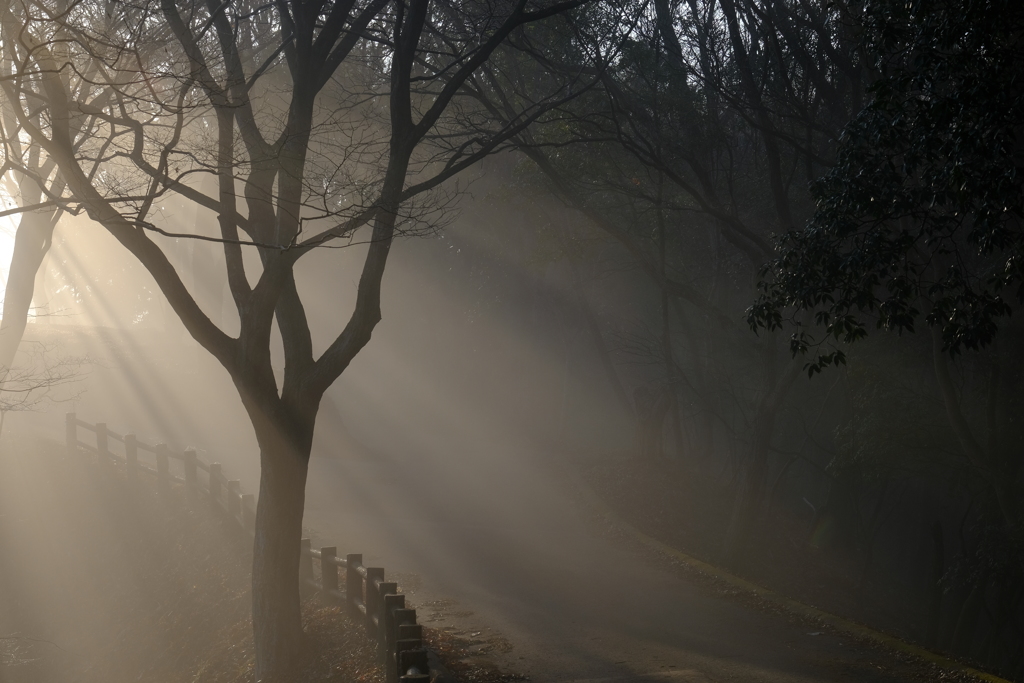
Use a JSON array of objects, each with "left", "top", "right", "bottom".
[{"left": 0, "top": 205, "right": 19, "bottom": 299}]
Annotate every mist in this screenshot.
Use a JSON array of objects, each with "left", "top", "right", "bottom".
[{"left": 2, "top": 1, "right": 1022, "bottom": 682}]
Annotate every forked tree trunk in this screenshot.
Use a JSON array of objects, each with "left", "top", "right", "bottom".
[
  {"left": 249, "top": 406, "right": 314, "bottom": 681},
  {"left": 7, "top": 3, "right": 575, "bottom": 678}
]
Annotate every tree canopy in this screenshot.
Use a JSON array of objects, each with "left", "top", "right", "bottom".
[{"left": 749, "top": 0, "right": 1024, "bottom": 371}]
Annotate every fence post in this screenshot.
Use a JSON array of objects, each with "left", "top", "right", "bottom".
[
  {"left": 227, "top": 480, "right": 241, "bottom": 529},
  {"left": 183, "top": 449, "right": 198, "bottom": 501},
  {"left": 241, "top": 493, "right": 256, "bottom": 535},
  {"left": 395, "top": 618, "right": 423, "bottom": 683},
  {"left": 396, "top": 620, "right": 420, "bottom": 644},
  {"left": 155, "top": 444, "right": 170, "bottom": 494},
  {"left": 382, "top": 591, "right": 403, "bottom": 680},
  {"left": 379, "top": 584, "right": 399, "bottom": 646},
  {"left": 65, "top": 413, "right": 77, "bottom": 458},
  {"left": 346, "top": 554, "right": 363, "bottom": 613},
  {"left": 124, "top": 434, "right": 138, "bottom": 483},
  {"left": 364, "top": 568, "right": 384, "bottom": 636},
  {"left": 321, "top": 546, "right": 338, "bottom": 603},
  {"left": 209, "top": 463, "right": 222, "bottom": 510},
  {"left": 95, "top": 423, "right": 109, "bottom": 467},
  {"left": 299, "top": 539, "right": 314, "bottom": 599},
  {"left": 398, "top": 649, "right": 430, "bottom": 681}
]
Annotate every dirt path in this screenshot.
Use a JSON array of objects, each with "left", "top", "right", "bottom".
[{"left": 302, "top": 438, "right": 936, "bottom": 683}]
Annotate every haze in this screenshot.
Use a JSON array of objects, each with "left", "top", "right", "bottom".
[{"left": 1, "top": 1, "right": 1021, "bottom": 683}]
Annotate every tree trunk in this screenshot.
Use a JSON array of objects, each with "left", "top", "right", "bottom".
[
  {"left": 926, "top": 521, "right": 945, "bottom": 647},
  {"left": 567, "top": 259, "right": 633, "bottom": 419},
  {"left": 634, "top": 385, "right": 672, "bottom": 461},
  {"left": 722, "top": 360, "right": 801, "bottom": 567},
  {"left": 250, "top": 409, "right": 313, "bottom": 682},
  {"left": 951, "top": 571, "right": 987, "bottom": 658},
  {"left": 722, "top": 410, "right": 775, "bottom": 566},
  {"left": 857, "top": 480, "right": 890, "bottom": 590},
  {"left": 672, "top": 301, "right": 716, "bottom": 466},
  {"left": 0, "top": 209, "right": 58, "bottom": 373},
  {"left": 932, "top": 329, "right": 1024, "bottom": 575}
]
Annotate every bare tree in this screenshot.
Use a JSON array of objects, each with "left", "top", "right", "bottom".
[
  {"left": 483, "top": 0, "right": 863, "bottom": 563},
  {"left": 0, "top": 343, "right": 81, "bottom": 436},
  {"left": 0, "top": 0, "right": 593, "bottom": 676},
  {"left": 0, "top": 22, "right": 75, "bottom": 379}
]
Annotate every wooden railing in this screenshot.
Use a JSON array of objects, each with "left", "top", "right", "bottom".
[
  {"left": 65, "top": 413, "right": 431, "bottom": 683},
  {"left": 65, "top": 412, "right": 256, "bottom": 533},
  {"left": 300, "top": 543, "right": 430, "bottom": 683}
]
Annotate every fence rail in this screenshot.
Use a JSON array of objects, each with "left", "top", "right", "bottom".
[{"left": 66, "top": 412, "right": 430, "bottom": 683}]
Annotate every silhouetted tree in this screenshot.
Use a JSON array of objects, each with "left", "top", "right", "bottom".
[
  {"left": 749, "top": 0, "right": 1024, "bottom": 574},
  {"left": 484, "top": 0, "right": 864, "bottom": 562},
  {"left": 0, "top": 0, "right": 592, "bottom": 677}
]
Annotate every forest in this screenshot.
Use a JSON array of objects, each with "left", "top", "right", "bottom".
[{"left": 0, "top": 0, "right": 1022, "bottom": 681}]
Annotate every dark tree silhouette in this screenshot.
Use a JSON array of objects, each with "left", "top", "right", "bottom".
[
  {"left": 750, "top": 0, "right": 1024, "bottom": 366},
  {"left": 0, "top": 0, "right": 591, "bottom": 677},
  {"left": 749, "top": 0, "right": 1024, "bottom": 575}
]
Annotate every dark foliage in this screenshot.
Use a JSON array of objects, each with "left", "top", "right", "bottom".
[{"left": 749, "top": 0, "right": 1024, "bottom": 372}]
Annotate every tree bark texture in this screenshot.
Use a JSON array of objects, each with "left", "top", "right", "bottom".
[{"left": 249, "top": 406, "right": 313, "bottom": 681}]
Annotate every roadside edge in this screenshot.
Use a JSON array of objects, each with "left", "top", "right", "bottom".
[{"left": 562, "top": 464, "right": 1011, "bottom": 683}]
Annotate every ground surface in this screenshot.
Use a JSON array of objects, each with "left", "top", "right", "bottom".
[
  {"left": 576, "top": 457, "right": 935, "bottom": 649},
  {"left": 0, "top": 435, "right": 382, "bottom": 683},
  {"left": 303, "top": 435, "right": 981, "bottom": 683},
  {"left": 0, "top": 422, "right": 986, "bottom": 683}
]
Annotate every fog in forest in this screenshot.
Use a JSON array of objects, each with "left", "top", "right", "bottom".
[{"left": 1, "top": 1, "right": 1021, "bottom": 682}]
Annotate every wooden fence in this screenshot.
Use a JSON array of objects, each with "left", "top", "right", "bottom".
[{"left": 66, "top": 413, "right": 432, "bottom": 683}]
